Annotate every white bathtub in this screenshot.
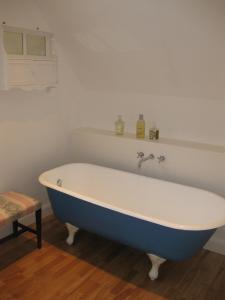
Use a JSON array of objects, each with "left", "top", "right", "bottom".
[{"left": 39, "top": 163, "right": 225, "bottom": 279}]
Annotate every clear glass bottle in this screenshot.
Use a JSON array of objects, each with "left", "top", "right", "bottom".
[
  {"left": 136, "top": 114, "right": 145, "bottom": 138},
  {"left": 149, "top": 122, "right": 159, "bottom": 140},
  {"left": 115, "top": 115, "right": 125, "bottom": 135}
]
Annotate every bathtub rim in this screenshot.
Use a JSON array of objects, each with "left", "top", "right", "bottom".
[{"left": 39, "top": 163, "right": 225, "bottom": 232}]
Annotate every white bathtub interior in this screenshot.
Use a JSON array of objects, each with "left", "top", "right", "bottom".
[{"left": 39, "top": 163, "right": 225, "bottom": 231}]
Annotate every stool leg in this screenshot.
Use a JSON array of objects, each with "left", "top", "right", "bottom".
[
  {"left": 13, "top": 220, "right": 19, "bottom": 237},
  {"left": 35, "top": 209, "right": 42, "bottom": 249}
]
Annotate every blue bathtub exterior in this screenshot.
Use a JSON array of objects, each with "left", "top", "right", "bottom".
[{"left": 47, "top": 188, "right": 215, "bottom": 261}]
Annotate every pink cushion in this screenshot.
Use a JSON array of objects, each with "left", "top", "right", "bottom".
[{"left": 0, "top": 192, "right": 41, "bottom": 226}]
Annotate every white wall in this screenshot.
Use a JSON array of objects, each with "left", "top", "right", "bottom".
[
  {"left": 71, "top": 128, "right": 225, "bottom": 255},
  {"left": 1, "top": 0, "right": 224, "bottom": 251},
  {"left": 75, "top": 92, "right": 225, "bottom": 146},
  {"left": 0, "top": 0, "right": 84, "bottom": 237},
  {"left": 37, "top": 0, "right": 225, "bottom": 145},
  {"left": 36, "top": 0, "right": 225, "bottom": 254}
]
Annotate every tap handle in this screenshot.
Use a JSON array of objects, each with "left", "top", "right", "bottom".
[
  {"left": 157, "top": 155, "right": 165, "bottom": 163},
  {"left": 137, "top": 151, "right": 144, "bottom": 158}
]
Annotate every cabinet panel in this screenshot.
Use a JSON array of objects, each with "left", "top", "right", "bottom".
[
  {"left": 8, "top": 60, "right": 57, "bottom": 88},
  {"left": 26, "top": 34, "right": 46, "bottom": 56},
  {"left": 3, "top": 31, "right": 23, "bottom": 55},
  {"left": 8, "top": 61, "right": 34, "bottom": 86}
]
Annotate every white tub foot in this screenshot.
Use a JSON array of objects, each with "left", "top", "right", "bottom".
[
  {"left": 65, "top": 223, "right": 79, "bottom": 245},
  {"left": 147, "top": 253, "right": 166, "bottom": 280}
]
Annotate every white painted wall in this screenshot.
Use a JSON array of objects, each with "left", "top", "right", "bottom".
[
  {"left": 71, "top": 128, "right": 225, "bottom": 255},
  {"left": 75, "top": 92, "right": 225, "bottom": 146},
  {"left": 37, "top": 0, "right": 225, "bottom": 145},
  {"left": 0, "top": 0, "right": 84, "bottom": 237},
  {"left": 36, "top": 0, "right": 225, "bottom": 253},
  {"left": 1, "top": 0, "right": 225, "bottom": 254}
]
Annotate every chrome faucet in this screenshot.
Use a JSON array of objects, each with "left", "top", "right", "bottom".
[
  {"left": 137, "top": 152, "right": 145, "bottom": 159},
  {"left": 137, "top": 152, "right": 155, "bottom": 168},
  {"left": 157, "top": 155, "right": 166, "bottom": 163}
]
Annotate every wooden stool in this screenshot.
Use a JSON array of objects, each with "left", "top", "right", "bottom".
[{"left": 0, "top": 191, "right": 42, "bottom": 248}]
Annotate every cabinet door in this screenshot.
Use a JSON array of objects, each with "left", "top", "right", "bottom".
[
  {"left": 8, "top": 60, "right": 57, "bottom": 89},
  {"left": 3, "top": 31, "right": 23, "bottom": 55},
  {"left": 26, "top": 34, "right": 46, "bottom": 56},
  {"left": 8, "top": 60, "right": 34, "bottom": 87}
]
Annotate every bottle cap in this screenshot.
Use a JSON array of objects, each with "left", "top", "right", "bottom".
[{"left": 139, "top": 114, "right": 144, "bottom": 120}]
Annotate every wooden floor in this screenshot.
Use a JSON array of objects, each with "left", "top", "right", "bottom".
[{"left": 0, "top": 216, "right": 225, "bottom": 300}]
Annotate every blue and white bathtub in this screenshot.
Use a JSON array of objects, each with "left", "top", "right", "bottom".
[{"left": 39, "top": 163, "right": 225, "bottom": 280}]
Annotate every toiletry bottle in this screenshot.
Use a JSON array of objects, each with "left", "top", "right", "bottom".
[
  {"left": 149, "top": 122, "right": 159, "bottom": 140},
  {"left": 149, "top": 122, "right": 156, "bottom": 140},
  {"left": 136, "top": 114, "right": 145, "bottom": 138},
  {"left": 115, "top": 115, "right": 125, "bottom": 135}
]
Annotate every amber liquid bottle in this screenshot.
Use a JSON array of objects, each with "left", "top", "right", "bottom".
[{"left": 136, "top": 114, "right": 145, "bottom": 138}]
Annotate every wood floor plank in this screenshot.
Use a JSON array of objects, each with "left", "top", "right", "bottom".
[{"left": 0, "top": 215, "right": 225, "bottom": 300}]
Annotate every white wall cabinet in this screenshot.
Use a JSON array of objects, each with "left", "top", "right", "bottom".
[{"left": 0, "top": 25, "right": 57, "bottom": 91}]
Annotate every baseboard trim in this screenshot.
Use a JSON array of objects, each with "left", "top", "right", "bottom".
[
  {"left": 0, "top": 202, "right": 52, "bottom": 239},
  {"left": 204, "top": 237, "right": 225, "bottom": 256},
  {"left": 204, "top": 226, "right": 225, "bottom": 255}
]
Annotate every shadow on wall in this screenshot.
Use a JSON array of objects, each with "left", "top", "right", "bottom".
[{"left": 37, "top": 0, "right": 225, "bottom": 99}]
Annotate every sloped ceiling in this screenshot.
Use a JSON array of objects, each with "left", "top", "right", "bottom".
[{"left": 37, "top": 0, "right": 225, "bottom": 98}]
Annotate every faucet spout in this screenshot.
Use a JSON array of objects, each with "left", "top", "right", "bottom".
[{"left": 137, "top": 153, "right": 155, "bottom": 169}]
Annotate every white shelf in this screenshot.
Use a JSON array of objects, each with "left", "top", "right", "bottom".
[{"left": 75, "top": 127, "right": 225, "bottom": 154}]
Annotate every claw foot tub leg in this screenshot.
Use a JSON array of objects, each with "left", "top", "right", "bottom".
[
  {"left": 147, "top": 253, "right": 166, "bottom": 280},
  {"left": 65, "top": 223, "right": 79, "bottom": 245}
]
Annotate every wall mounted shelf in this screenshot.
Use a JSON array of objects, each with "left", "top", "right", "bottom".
[{"left": 76, "top": 127, "right": 225, "bottom": 154}]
